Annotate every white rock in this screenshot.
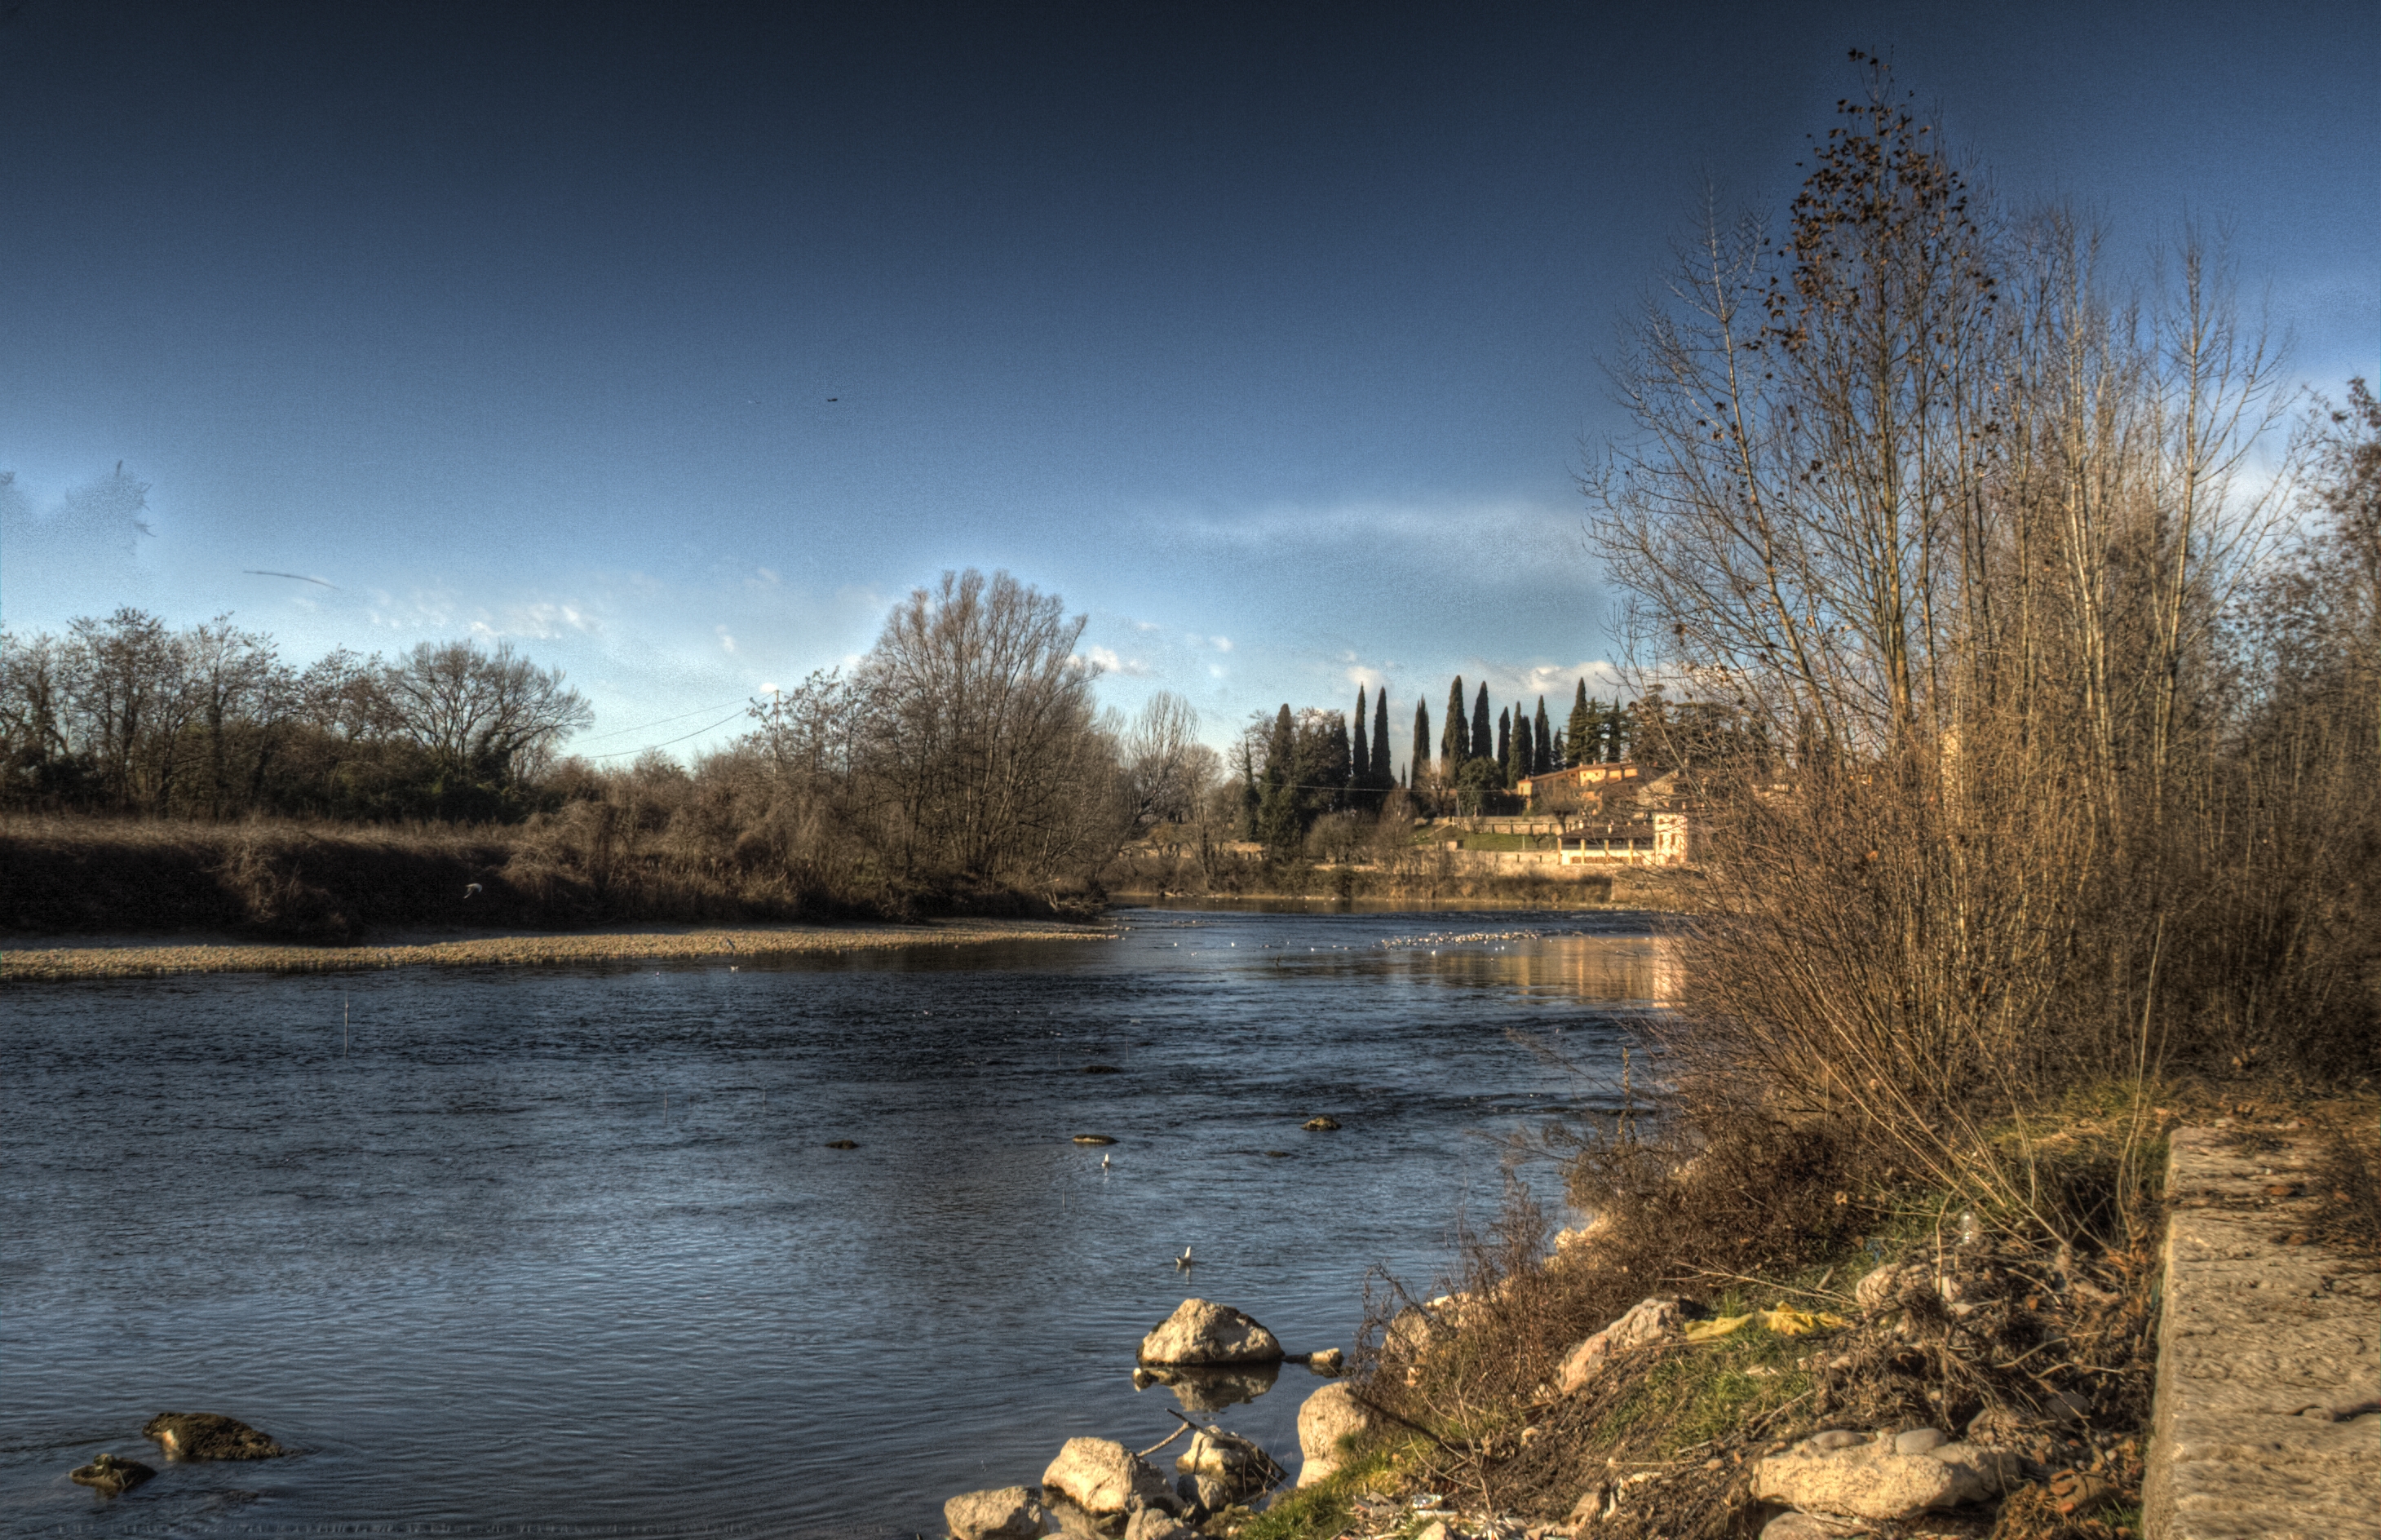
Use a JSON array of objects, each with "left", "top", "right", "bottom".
[
  {"left": 1138, "top": 1299, "right": 1286, "bottom": 1365},
  {"left": 1124, "top": 1508, "right": 1196, "bottom": 1540},
  {"left": 1296, "top": 1382, "right": 1377, "bottom": 1487},
  {"left": 1854, "top": 1265, "right": 1915, "bottom": 1312},
  {"left": 943, "top": 1486, "right": 1046, "bottom": 1540},
  {"left": 1760, "top": 1513, "right": 1870, "bottom": 1539},
  {"left": 1554, "top": 1297, "right": 1685, "bottom": 1396},
  {"left": 1041, "top": 1438, "right": 1177, "bottom": 1520},
  {"left": 1892, "top": 1428, "right": 1949, "bottom": 1455},
  {"left": 1751, "top": 1432, "right": 2025, "bottom": 1520},
  {"left": 1175, "top": 1427, "right": 1283, "bottom": 1506}
]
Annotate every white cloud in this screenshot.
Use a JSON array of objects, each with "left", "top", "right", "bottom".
[
  {"left": 716, "top": 625, "right": 737, "bottom": 654},
  {"left": 1211, "top": 635, "right": 1233, "bottom": 652},
  {"left": 1133, "top": 619, "right": 1162, "bottom": 632},
  {"left": 1080, "top": 644, "right": 1153, "bottom": 677}
]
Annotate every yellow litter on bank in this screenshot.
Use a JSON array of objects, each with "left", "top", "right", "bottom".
[{"left": 1682, "top": 1304, "right": 1848, "bottom": 1342}]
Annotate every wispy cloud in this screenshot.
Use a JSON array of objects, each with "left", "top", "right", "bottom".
[{"left": 1078, "top": 644, "right": 1153, "bottom": 677}]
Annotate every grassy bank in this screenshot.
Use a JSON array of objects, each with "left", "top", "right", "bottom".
[
  {"left": 0, "top": 918, "right": 1115, "bottom": 981},
  {"left": 1241, "top": 1088, "right": 2378, "bottom": 1540},
  {"left": 0, "top": 812, "right": 1100, "bottom": 944}
]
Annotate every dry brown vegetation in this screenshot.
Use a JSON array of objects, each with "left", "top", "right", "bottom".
[{"left": 1252, "top": 63, "right": 2377, "bottom": 1540}]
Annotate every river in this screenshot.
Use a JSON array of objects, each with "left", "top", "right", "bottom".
[{"left": 0, "top": 906, "right": 1677, "bottom": 1537}]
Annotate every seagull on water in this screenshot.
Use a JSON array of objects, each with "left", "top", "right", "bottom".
[
  {"left": 1100, "top": 1152, "right": 1112, "bottom": 1170},
  {"left": 1175, "top": 1246, "right": 1193, "bottom": 1269}
]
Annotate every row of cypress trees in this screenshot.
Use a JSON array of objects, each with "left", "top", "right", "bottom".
[
  {"left": 1244, "top": 678, "right": 1643, "bottom": 851},
  {"left": 1414, "top": 677, "right": 1635, "bottom": 790}
]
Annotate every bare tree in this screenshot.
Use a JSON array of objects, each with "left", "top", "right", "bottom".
[
  {"left": 855, "top": 568, "right": 1109, "bottom": 882},
  {"left": 381, "top": 639, "right": 593, "bottom": 788},
  {"left": 1583, "top": 60, "right": 2326, "bottom": 1241}
]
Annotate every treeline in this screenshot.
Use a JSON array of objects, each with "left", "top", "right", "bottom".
[
  {"left": 2, "top": 570, "right": 1226, "bottom": 932},
  {"left": 1582, "top": 60, "right": 2379, "bottom": 1239},
  {"left": 1, "top": 610, "right": 593, "bottom": 823}
]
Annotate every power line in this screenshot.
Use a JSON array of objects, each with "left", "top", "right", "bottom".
[
  {"left": 582, "top": 710, "right": 752, "bottom": 761},
  {"left": 571, "top": 697, "right": 754, "bottom": 746}
]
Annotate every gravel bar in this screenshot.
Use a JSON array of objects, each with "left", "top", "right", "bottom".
[{"left": 1, "top": 919, "right": 1119, "bottom": 981}]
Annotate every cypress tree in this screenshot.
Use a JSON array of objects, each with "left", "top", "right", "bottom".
[
  {"left": 1472, "top": 684, "right": 1491, "bottom": 768},
  {"left": 1514, "top": 713, "right": 1533, "bottom": 784},
  {"left": 1361, "top": 685, "right": 1381, "bottom": 790},
  {"left": 1373, "top": 688, "right": 1392, "bottom": 790},
  {"left": 1496, "top": 707, "right": 1512, "bottom": 780},
  {"left": 1327, "top": 715, "right": 1352, "bottom": 804},
  {"left": 1412, "top": 701, "right": 1430, "bottom": 788},
  {"left": 1609, "top": 698, "right": 1628, "bottom": 762},
  {"left": 1444, "top": 678, "right": 1467, "bottom": 768},
  {"left": 1256, "top": 705, "right": 1301, "bottom": 852},
  {"left": 1566, "top": 679, "right": 1591, "bottom": 766},
  {"left": 1533, "top": 697, "right": 1553, "bottom": 775}
]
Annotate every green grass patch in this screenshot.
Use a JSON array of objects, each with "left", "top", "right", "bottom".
[
  {"left": 1592, "top": 1321, "right": 1818, "bottom": 1454},
  {"left": 1238, "top": 1440, "right": 1419, "bottom": 1540}
]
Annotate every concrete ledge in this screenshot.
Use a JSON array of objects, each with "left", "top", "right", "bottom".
[{"left": 2144, "top": 1126, "right": 2379, "bottom": 1540}]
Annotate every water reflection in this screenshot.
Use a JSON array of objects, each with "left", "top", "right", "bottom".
[{"left": 1132, "top": 1362, "right": 1281, "bottom": 1413}]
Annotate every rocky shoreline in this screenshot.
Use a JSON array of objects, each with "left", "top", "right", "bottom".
[{"left": 935, "top": 1193, "right": 2171, "bottom": 1540}]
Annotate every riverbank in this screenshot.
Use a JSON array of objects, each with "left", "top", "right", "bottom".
[
  {"left": 0, "top": 917, "right": 1117, "bottom": 980},
  {"left": 1104, "top": 861, "right": 1707, "bottom": 912},
  {"left": 1235, "top": 1091, "right": 2381, "bottom": 1540}
]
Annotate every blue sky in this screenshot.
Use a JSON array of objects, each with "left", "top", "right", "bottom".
[{"left": 3, "top": 1, "right": 2374, "bottom": 774}]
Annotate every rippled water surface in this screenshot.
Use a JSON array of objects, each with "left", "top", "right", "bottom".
[{"left": 1, "top": 908, "right": 1677, "bottom": 1537}]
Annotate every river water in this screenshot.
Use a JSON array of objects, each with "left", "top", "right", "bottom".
[{"left": 0, "top": 907, "right": 1676, "bottom": 1538}]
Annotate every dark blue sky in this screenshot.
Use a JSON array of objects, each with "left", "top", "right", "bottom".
[{"left": 3, "top": 1, "right": 2374, "bottom": 765}]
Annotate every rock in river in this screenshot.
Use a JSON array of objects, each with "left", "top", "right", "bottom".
[
  {"left": 1175, "top": 1426, "right": 1285, "bottom": 1507},
  {"left": 1303, "top": 1116, "right": 1341, "bottom": 1131},
  {"left": 1041, "top": 1436, "right": 1178, "bottom": 1521},
  {"left": 1138, "top": 1299, "right": 1286, "bottom": 1365},
  {"left": 143, "top": 1412, "right": 285, "bottom": 1460},
  {"left": 69, "top": 1454, "right": 155, "bottom": 1494},
  {"left": 1073, "top": 1133, "right": 1117, "bottom": 1145},
  {"left": 943, "top": 1485, "right": 1046, "bottom": 1540}
]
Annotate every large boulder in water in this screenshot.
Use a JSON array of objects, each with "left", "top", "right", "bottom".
[
  {"left": 1041, "top": 1437, "right": 1178, "bottom": 1521},
  {"left": 1137, "top": 1299, "right": 1284, "bottom": 1365},
  {"left": 69, "top": 1453, "right": 155, "bottom": 1494},
  {"left": 143, "top": 1412, "right": 285, "bottom": 1460},
  {"left": 943, "top": 1485, "right": 1046, "bottom": 1540}
]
